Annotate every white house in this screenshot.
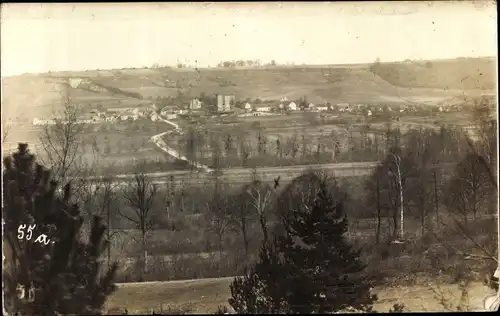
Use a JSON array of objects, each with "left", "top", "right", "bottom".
[
  {"left": 287, "top": 102, "right": 298, "bottom": 111},
  {"left": 308, "top": 103, "right": 315, "bottom": 109},
  {"left": 367, "top": 110, "right": 373, "bottom": 116},
  {"left": 244, "top": 102, "right": 252, "bottom": 111}
]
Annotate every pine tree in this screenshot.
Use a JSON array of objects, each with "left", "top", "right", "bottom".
[
  {"left": 285, "top": 180, "right": 377, "bottom": 313},
  {"left": 3, "top": 143, "right": 118, "bottom": 316},
  {"left": 228, "top": 173, "right": 377, "bottom": 313}
]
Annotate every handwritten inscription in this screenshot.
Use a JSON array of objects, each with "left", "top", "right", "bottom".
[{"left": 17, "top": 224, "right": 52, "bottom": 245}]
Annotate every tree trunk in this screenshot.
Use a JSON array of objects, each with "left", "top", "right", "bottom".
[
  {"left": 420, "top": 203, "right": 425, "bottom": 237},
  {"left": 259, "top": 214, "right": 268, "bottom": 244},
  {"left": 392, "top": 209, "right": 398, "bottom": 239},
  {"left": 107, "top": 198, "right": 111, "bottom": 270},
  {"left": 241, "top": 223, "right": 249, "bottom": 255},
  {"left": 433, "top": 170, "right": 439, "bottom": 229},
  {"left": 218, "top": 234, "right": 224, "bottom": 258},
  {"left": 141, "top": 230, "right": 147, "bottom": 280},
  {"left": 375, "top": 178, "right": 381, "bottom": 245},
  {"left": 395, "top": 157, "right": 404, "bottom": 239}
]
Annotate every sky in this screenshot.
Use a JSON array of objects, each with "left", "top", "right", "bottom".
[{"left": 1, "top": 2, "right": 497, "bottom": 76}]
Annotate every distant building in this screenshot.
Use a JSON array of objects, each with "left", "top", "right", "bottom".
[
  {"left": 189, "top": 98, "right": 202, "bottom": 110},
  {"left": 336, "top": 103, "right": 350, "bottom": 112},
  {"left": 280, "top": 96, "right": 288, "bottom": 102},
  {"left": 68, "top": 78, "right": 83, "bottom": 89},
  {"left": 161, "top": 106, "right": 181, "bottom": 116},
  {"left": 315, "top": 106, "right": 329, "bottom": 111},
  {"left": 286, "top": 102, "right": 298, "bottom": 111},
  {"left": 244, "top": 102, "right": 252, "bottom": 111},
  {"left": 166, "top": 112, "right": 177, "bottom": 120},
  {"left": 254, "top": 105, "right": 272, "bottom": 112},
  {"left": 216, "top": 94, "right": 235, "bottom": 112}
]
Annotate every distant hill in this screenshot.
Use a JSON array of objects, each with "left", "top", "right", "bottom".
[
  {"left": 2, "top": 57, "right": 496, "bottom": 123},
  {"left": 369, "top": 57, "right": 496, "bottom": 90}
]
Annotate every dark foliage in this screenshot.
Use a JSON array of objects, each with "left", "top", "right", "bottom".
[
  {"left": 229, "top": 173, "right": 377, "bottom": 313},
  {"left": 3, "top": 143, "right": 118, "bottom": 316}
]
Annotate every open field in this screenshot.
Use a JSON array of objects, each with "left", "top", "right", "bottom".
[{"left": 104, "top": 277, "right": 495, "bottom": 314}]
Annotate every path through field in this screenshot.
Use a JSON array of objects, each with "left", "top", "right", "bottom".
[{"left": 105, "top": 277, "right": 494, "bottom": 314}]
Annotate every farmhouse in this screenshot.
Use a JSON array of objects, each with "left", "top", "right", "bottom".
[{"left": 286, "top": 102, "right": 298, "bottom": 111}]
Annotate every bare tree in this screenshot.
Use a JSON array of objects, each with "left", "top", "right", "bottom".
[
  {"left": 206, "top": 180, "right": 233, "bottom": 257},
  {"left": 443, "top": 153, "right": 493, "bottom": 223},
  {"left": 376, "top": 148, "right": 417, "bottom": 240},
  {"left": 2, "top": 116, "right": 11, "bottom": 143},
  {"left": 231, "top": 189, "right": 258, "bottom": 255},
  {"left": 76, "top": 176, "right": 120, "bottom": 269},
  {"left": 119, "top": 170, "right": 158, "bottom": 278},
  {"left": 184, "top": 126, "right": 198, "bottom": 170},
  {"left": 365, "top": 164, "right": 385, "bottom": 244},
  {"left": 38, "top": 98, "right": 86, "bottom": 186},
  {"left": 242, "top": 179, "right": 275, "bottom": 243}
]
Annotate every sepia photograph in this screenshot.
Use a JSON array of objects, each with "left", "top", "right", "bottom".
[{"left": 1, "top": 1, "right": 498, "bottom": 314}]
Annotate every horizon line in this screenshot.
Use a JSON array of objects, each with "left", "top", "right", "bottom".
[{"left": 2, "top": 55, "right": 496, "bottom": 79}]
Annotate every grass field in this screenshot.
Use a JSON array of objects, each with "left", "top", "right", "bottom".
[{"left": 104, "top": 277, "right": 494, "bottom": 314}]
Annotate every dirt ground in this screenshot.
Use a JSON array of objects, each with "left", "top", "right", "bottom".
[{"left": 104, "top": 277, "right": 495, "bottom": 314}]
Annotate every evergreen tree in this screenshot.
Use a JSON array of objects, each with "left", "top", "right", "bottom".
[
  {"left": 285, "top": 180, "right": 376, "bottom": 313},
  {"left": 3, "top": 143, "right": 117, "bottom": 316},
  {"left": 228, "top": 173, "right": 377, "bottom": 313}
]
